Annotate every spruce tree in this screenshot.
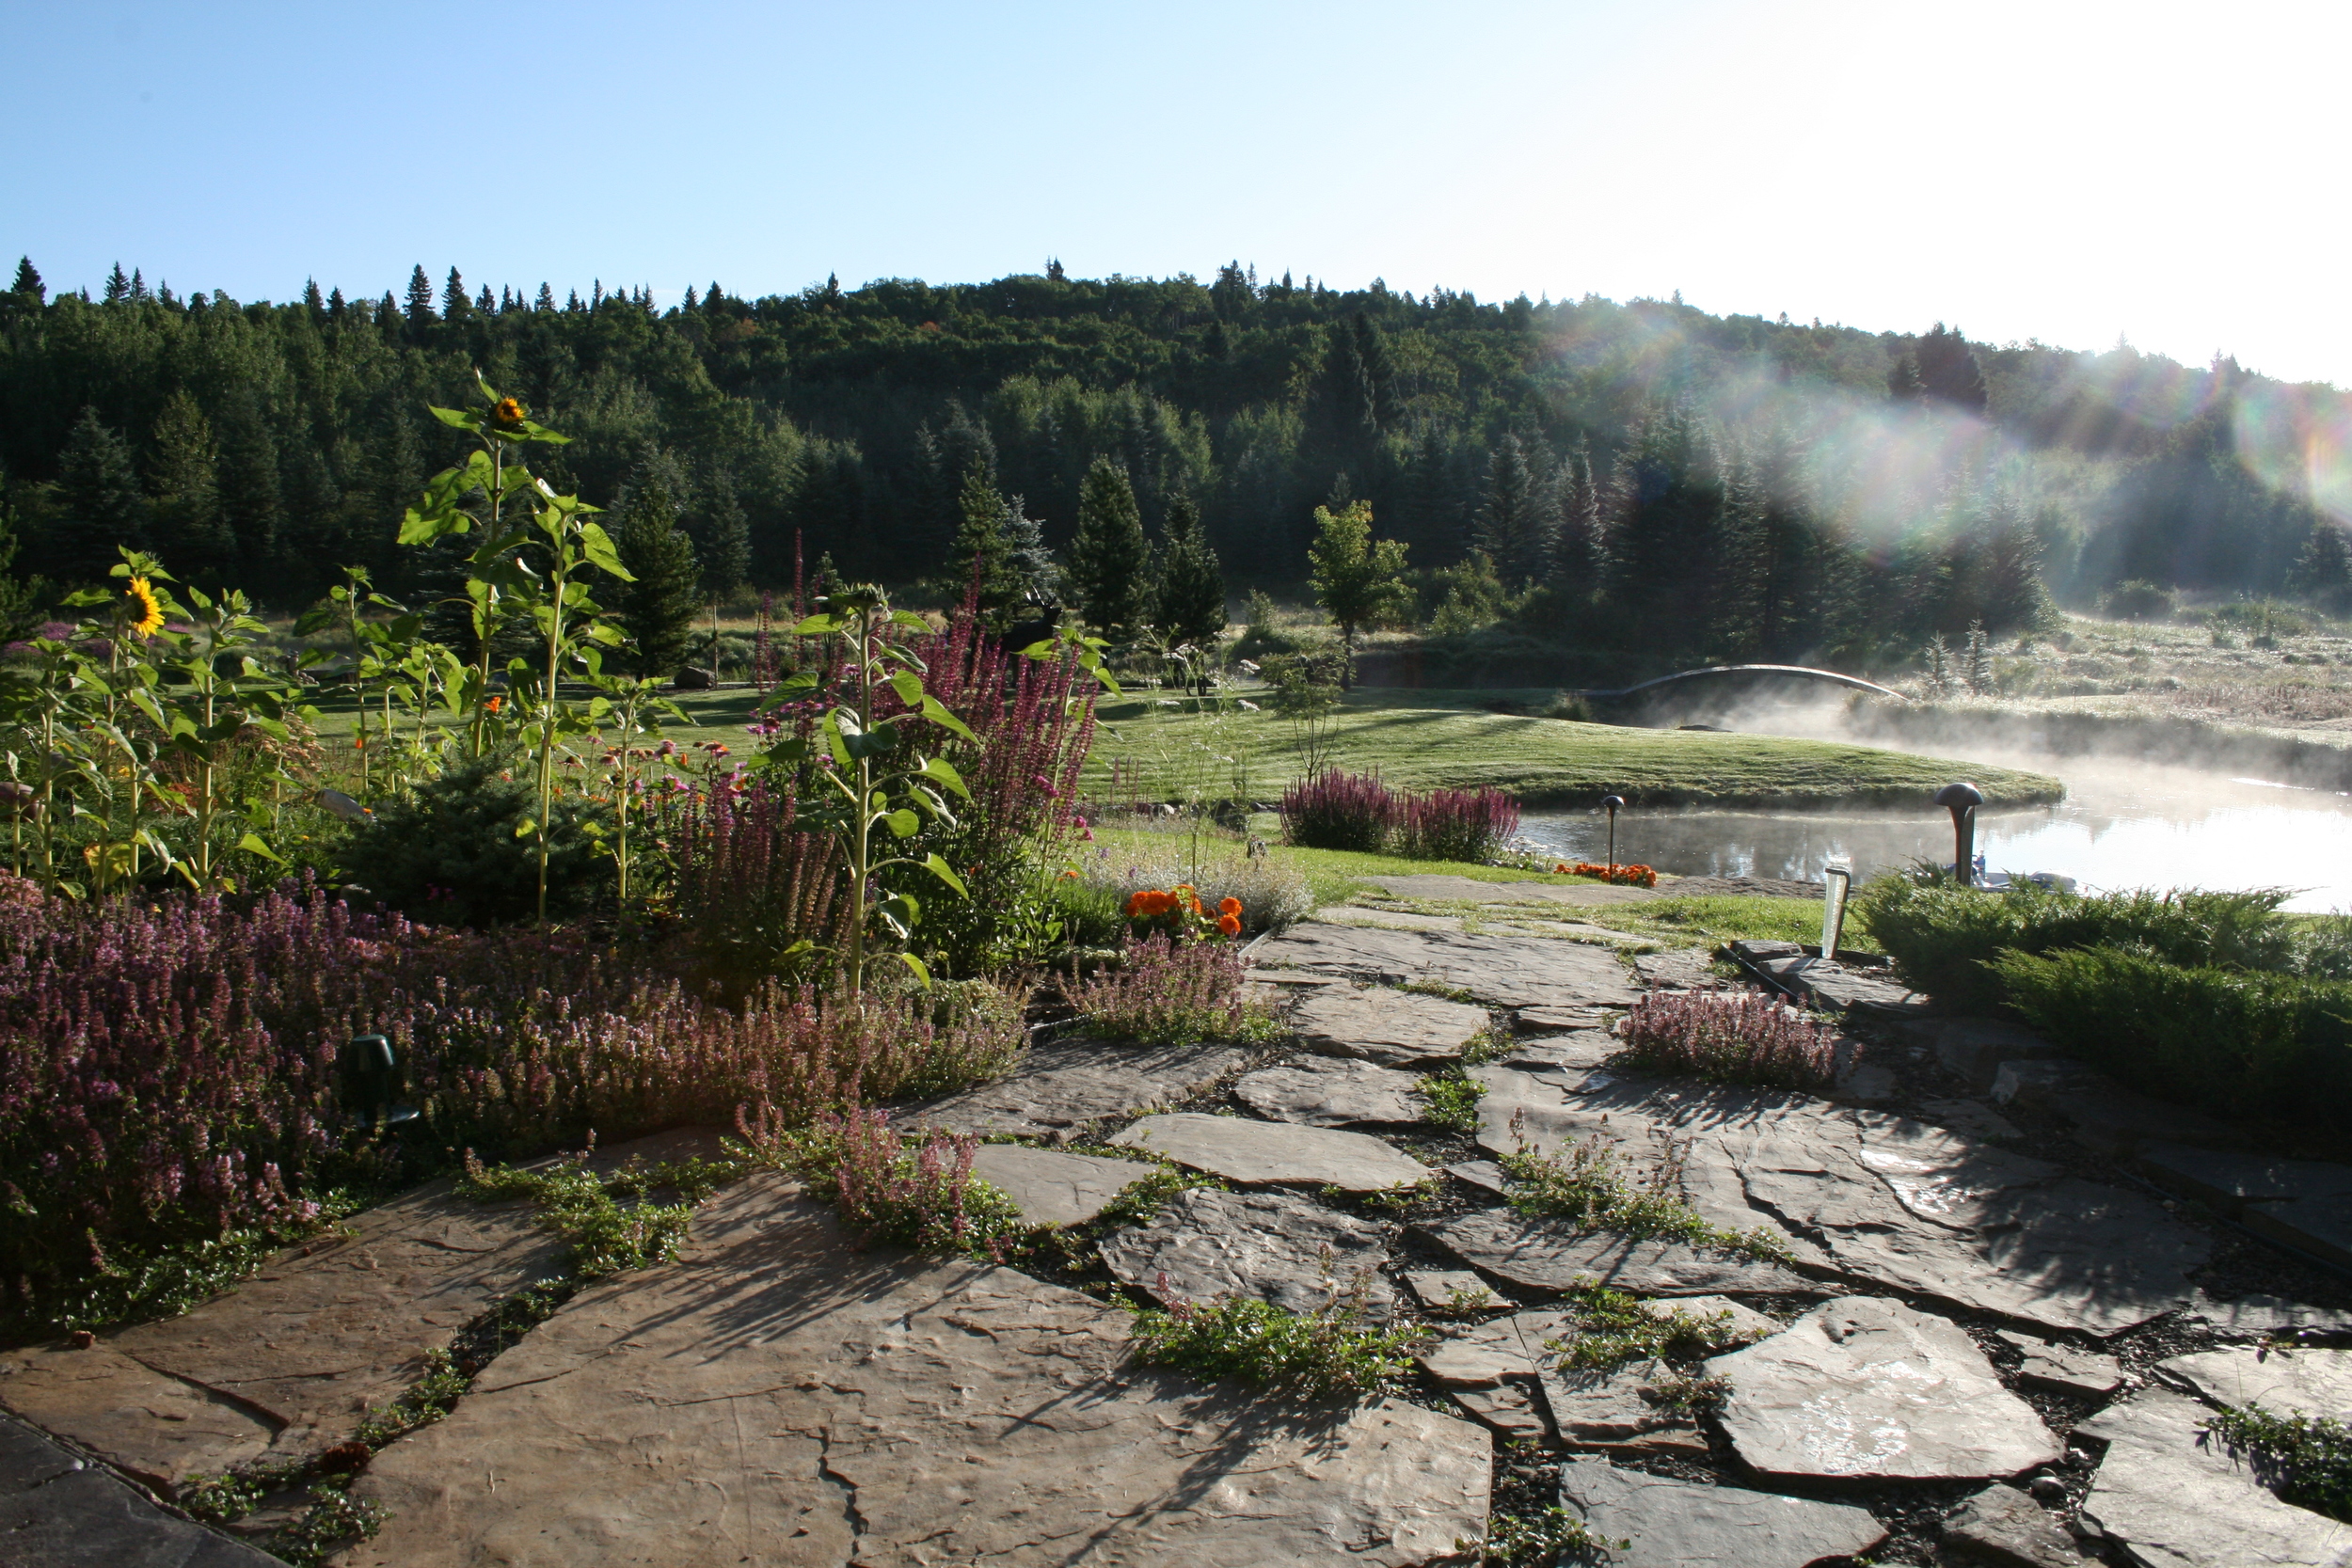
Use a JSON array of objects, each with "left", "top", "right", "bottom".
[
  {"left": 53, "top": 407, "right": 148, "bottom": 582},
  {"left": 1547, "top": 446, "right": 1600, "bottom": 588},
  {"left": 1069, "top": 456, "right": 1152, "bottom": 641},
  {"left": 1914, "top": 324, "right": 1989, "bottom": 414},
  {"left": 103, "top": 263, "right": 130, "bottom": 305},
  {"left": 944, "top": 467, "right": 1022, "bottom": 629},
  {"left": 9, "top": 257, "right": 40, "bottom": 301},
  {"left": 612, "top": 475, "right": 702, "bottom": 676},
  {"left": 1474, "top": 434, "right": 1549, "bottom": 587},
  {"left": 535, "top": 282, "right": 555, "bottom": 311},
  {"left": 442, "top": 267, "right": 469, "bottom": 321},
  {"left": 404, "top": 265, "right": 436, "bottom": 329},
  {"left": 148, "top": 391, "right": 232, "bottom": 580},
  {"left": 1155, "top": 490, "right": 1227, "bottom": 647}
]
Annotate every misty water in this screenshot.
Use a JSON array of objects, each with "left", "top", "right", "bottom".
[{"left": 1518, "top": 730, "right": 2352, "bottom": 913}]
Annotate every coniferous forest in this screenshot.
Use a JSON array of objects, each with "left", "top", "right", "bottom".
[{"left": 5, "top": 254, "right": 2348, "bottom": 668}]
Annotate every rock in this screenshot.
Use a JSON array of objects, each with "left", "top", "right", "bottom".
[
  {"left": 1539, "top": 1357, "right": 1708, "bottom": 1453},
  {"left": 2185, "top": 1293, "right": 2352, "bottom": 1339},
  {"left": 2246, "top": 1198, "right": 2352, "bottom": 1275},
  {"left": 0, "top": 1408, "right": 282, "bottom": 1567},
  {"left": 1366, "top": 874, "right": 1659, "bottom": 906},
  {"left": 1415, "top": 1210, "right": 1815, "bottom": 1297},
  {"left": 1109, "top": 1112, "right": 1434, "bottom": 1192},
  {"left": 1099, "top": 1187, "right": 1396, "bottom": 1320},
  {"left": 1404, "top": 1270, "right": 1503, "bottom": 1313},
  {"left": 1442, "top": 1384, "right": 1549, "bottom": 1442},
  {"left": 905, "top": 1036, "right": 1253, "bottom": 1137},
  {"left": 1517, "top": 1004, "right": 1627, "bottom": 1032},
  {"left": 966, "top": 1144, "right": 1159, "bottom": 1227},
  {"left": 1736, "top": 944, "right": 1931, "bottom": 1019},
  {"left": 2076, "top": 1388, "right": 2352, "bottom": 1567},
  {"left": 2136, "top": 1144, "right": 2352, "bottom": 1219},
  {"left": 1708, "top": 1296, "right": 2062, "bottom": 1481},
  {"left": 1654, "top": 1295, "right": 1783, "bottom": 1352},
  {"left": 1835, "top": 1061, "right": 1899, "bottom": 1102},
  {"left": 0, "top": 1342, "right": 278, "bottom": 1497},
  {"left": 1288, "top": 985, "right": 1490, "bottom": 1068},
  {"left": 1416, "top": 1309, "right": 1570, "bottom": 1386},
  {"left": 1993, "top": 1061, "right": 2238, "bottom": 1156},
  {"left": 1557, "top": 1457, "right": 1888, "bottom": 1568},
  {"left": 1445, "top": 1159, "right": 1510, "bottom": 1194},
  {"left": 1252, "top": 921, "right": 1642, "bottom": 1011},
  {"left": 1943, "top": 1482, "right": 2085, "bottom": 1567},
  {"left": 343, "top": 1176, "right": 1492, "bottom": 1567},
  {"left": 1630, "top": 948, "right": 1724, "bottom": 990},
  {"left": 1497, "top": 1032, "right": 1620, "bottom": 1070},
  {"left": 1919, "top": 1096, "right": 2025, "bottom": 1141},
  {"left": 1997, "top": 1330, "right": 2128, "bottom": 1398},
  {"left": 2157, "top": 1346, "right": 2352, "bottom": 1416},
  {"left": 1937, "top": 1018, "right": 2067, "bottom": 1092},
  {"left": 1233, "top": 1055, "right": 1425, "bottom": 1125}
]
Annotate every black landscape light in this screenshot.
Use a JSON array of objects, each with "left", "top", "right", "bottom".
[
  {"left": 1933, "top": 782, "right": 1983, "bottom": 887},
  {"left": 1602, "top": 796, "right": 1626, "bottom": 878},
  {"left": 339, "top": 1034, "right": 420, "bottom": 1128}
]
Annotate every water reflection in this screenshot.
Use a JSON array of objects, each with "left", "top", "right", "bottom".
[{"left": 1519, "top": 765, "right": 2352, "bottom": 911}]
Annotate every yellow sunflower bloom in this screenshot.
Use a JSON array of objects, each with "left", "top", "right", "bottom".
[{"left": 125, "top": 577, "right": 165, "bottom": 638}]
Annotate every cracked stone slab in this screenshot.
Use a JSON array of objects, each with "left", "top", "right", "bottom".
[
  {"left": 2158, "top": 1347, "right": 2352, "bottom": 1417},
  {"left": 1100, "top": 1186, "right": 1396, "bottom": 1320},
  {"left": 1629, "top": 948, "right": 1725, "bottom": 990},
  {"left": 1414, "top": 1211, "right": 1814, "bottom": 1297},
  {"left": 905, "top": 1035, "right": 1253, "bottom": 1137},
  {"left": 2077, "top": 1387, "right": 2352, "bottom": 1567},
  {"left": 1403, "top": 1271, "right": 1503, "bottom": 1313},
  {"left": 1109, "top": 1112, "right": 1434, "bottom": 1192},
  {"left": 1497, "top": 1032, "right": 1620, "bottom": 1070},
  {"left": 1708, "top": 1295, "right": 2061, "bottom": 1481},
  {"left": 1415, "top": 1310, "right": 1570, "bottom": 1386},
  {"left": 0, "top": 1341, "right": 281, "bottom": 1497},
  {"left": 966, "top": 1143, "right": 1159, "bottom": 1227},
  {"left": 1287, "top": 985, "right": 1490, "bottom": 1068},
  {"left": 341, "top": 1175, "right": 1491, "bottom": 1567},
  {"left": 1252, "top": 921, "right": 1642, "bottom": 1011},
  {"left": 1233, "top": 1055, "right": 1425, "bottom": 1126},
  {"left": 1558, "top": 1457, "right": 1888, "bottom": 1568},
  {"left": 1941, "top": 1482, "right": 2087, "bottom": 1568},
  {"left": 1997, "top": 1330, "right": 2127, "bottom": 1398},
  {"left": 2185, "top": 1294, "right": 2352, "bottom": 1339},
  {"left": 0, "top": 1408, "right": 282, "bottom": 1567},
  {"left": 1539, "top": 1357, "right": 1708, "bottom": 1453}
]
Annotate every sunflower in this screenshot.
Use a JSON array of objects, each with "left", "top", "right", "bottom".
[
  {"left": 124, "top": 577, "right": 165, "bottom": 638},
  {"left": 493, "top": 396, "right": 527, "bottom": 427}
]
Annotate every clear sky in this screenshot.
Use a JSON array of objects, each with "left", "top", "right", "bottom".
[{"left": 5, "top": 1, "right": 2344, "bottom": 384}]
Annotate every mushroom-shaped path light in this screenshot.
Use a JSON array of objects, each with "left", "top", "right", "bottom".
[{"left": 1932, "top": 782, "right": 1984, "bottom": 887}]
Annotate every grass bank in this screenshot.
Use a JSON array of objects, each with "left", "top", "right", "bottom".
[{"left": 1085, "top": 689, "right": 2062, "bottom": 809}]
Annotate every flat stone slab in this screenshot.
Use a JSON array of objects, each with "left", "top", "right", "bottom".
[
  {"left": 905, "top": 1036, "right": 1254, "bottom": 1137},
  {"left": 2159, "top": 1346, "right": 2352, "bottom": 1416},
  {"left": 1629, "top": 948, "right": 1725, "bottom": 990},
  {"left": 1918, "top": 1096, "right": 2024, "bottom": 1142},
  {"left": 2078, "top": 1388, "right": 2352, "bottom": 1567},
  {"left": 966, "top": 1143, "right": 1158, "bottom": 1227},
  {"left": 342, "top": 1175, "right": 1492, "bottom": 1567},
  {"left": 2185, "top": 1293, "right": 2352, "bottom": 1339},
  {"left": 1254, "top": 921, "right": 1642, "bottom": 1011},
  {"left": 1, "top": 1409, "right": 282, "bottom": 1568},
  {"left": 1937, "top": 1018, "right": 2067, "bottom": 1091},
  {"left": 1415, "top": 1211, "right": 1814, "bottom": 1297},
  {"left": 1416, "top": 1309, "right": 1570, "bottom": 1387},
  {"left": 2135, "top": 1143, "right": 2352, "bottom": 1271},
  {"left": 1942, "top": 1482, "right": 2086, "bottom": 1568},
  {"left": 1110, "top": 1112, "right": 1433, "bottom": 1192},
  {"left": 1497, "top": 1032, "right": 1620, "bottom": 1070},
  {"left": 1445, "top": 1159, "right": 1510, "bottom": 1194},
  {"left": 1994, "top": 1060, "right": 2239, "bottom": 1156},
  {"left": 1998, "top": 1330, "right": 2128, "bottom": 1397},
  {"left": 1708, "top": 1296, "right": 2061, "bottom": 1481},
  {"left": 1100, "top": 1186, "right": 1396, "bottom": 1321},
  {"left": 1233, "top": 1055, "right": 1425, "bottom": 1126},
  {"left": 1366, "top": 874, "right": 1659, "bottom": 906},
  {"left": 1734, "top": 942, "right": 1930, "bottom": 1018},
  {"left": 1558, "top": 1457, "right": 1888, "bottom": 1568},
  {"left": 1657, "top": 1295, "right": 1784, "bottom": 1353},
  {"left": 1287, "top": 984, "right": 1490, "bottom": 1068},
  {"left": 1540, "top": 1357, "right": 1708, "bottom": 1453},
  {"left": 1403, "top": 1271, "right": 1503, "bottom": 1313}
]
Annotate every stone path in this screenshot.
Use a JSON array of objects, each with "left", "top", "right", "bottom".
[{"left": 14, "top": 897, "right": 2352, "bottom": 1566}]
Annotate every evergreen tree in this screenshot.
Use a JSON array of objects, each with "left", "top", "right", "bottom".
[
  {"left": 1547, "top": 445, "right": 1600, "bottom": 588},
  {"left": 1154, "top": 490, "right": 1227, "bottom": 647},
  {"left": 1003, "top": 493, "right": 1057, "bottom": 604},
  {"left": 103, "top": 263, "right": 130, "bottom": 305},
  {"left": 536, "top": 282, "right": 555, "bottom": 310},
  {"left": 211, "top": 395, "right": 281, "bottom": 578},
  {"left": 694, "top": 477, "right": 752, "bottom": 605},
  {"left": 2290, "top": 521, "right": 2352, "bottom": 610},
  {"left": 1309, "top": 499, "right": 1409, "bottom": 655},
  {"left": 148, "top": 391, "right": 232, "bottom": 580},
  {"left": 1069, "top": 456, "right": 1152, "bottom": 641},
  {"left": 612, "top": 474, "right": 702, "bottom": 676},
  {"left": 475, "top": 284, "right": 494, "bottom": 314},
  {"left": 1887, "top": 355, "right": 1924, "bottom": 402},
  {"left": 944, "top": 467, "right": 1023, "bottom": 630},
  {"left": 303, "top": 277, "right": 324, "bottom": 315},
  {"left": 1601, "top": 402, "right": 1734, "bottom": 652},
  {"left": 51, "top": 407, "right": 147, "bottom": 582},
  {"left": 1473, "top": 433, "right": 1549, "bottom": 586},
  {"left": 9, "top": 257, "right": 40, "bottom": 301},
  {"left": 442, "top": 267, "right": 469, "bottom": 320},
  {"left": 404, "top": 266, "right": 436, "bottom": 333},
  {"left": 1914, "top": 324, "right": 1989, "bottom": 414}
]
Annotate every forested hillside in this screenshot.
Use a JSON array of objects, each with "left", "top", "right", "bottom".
[{"left": 4, "top": 256, "right": 2346, "bottom": 663}]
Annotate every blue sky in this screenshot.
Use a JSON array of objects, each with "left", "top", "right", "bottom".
[{"left": 6, "top": 0, "right": 2346, "bottom": 383}]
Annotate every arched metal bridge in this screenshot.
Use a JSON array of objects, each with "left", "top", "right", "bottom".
[{"left": 1583, "top": 664, "right": 1913, "bottom": 703}]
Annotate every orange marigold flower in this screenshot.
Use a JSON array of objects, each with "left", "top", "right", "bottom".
[
  {"left": 1218, "top": 896, "right": 1242, "bottom": 918},
  {"left": 1124, "top": 891, "right": 1148, "bottom": 917},
  {"left": 1217, "top": 912, "right": 1242, "bottom": 937},
  {"left": 485, "top": 695, "right": 503, "bottom": 714}
]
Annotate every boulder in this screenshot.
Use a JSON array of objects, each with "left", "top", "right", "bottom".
[
  {"left": 1099, "top": 1187, "right": 1395, "bottom": 1320},
  {"left": 1557, "top": 1458, "right": 1888, "bottom": 1568},
  {"left": 1109, "top": 1113, "right": 1433, "bottom": 1192},
  {"left": 1287, "top": 985, "right": 1490, "bottom": 1068},
  {"left": 2076, "top": 1388, "right": 2352, "bottom": 1567},
  {"left": 966, "top": 1144, "right": 1159, "bottom": 1227},
  {"left": 1708, "top": 1296, "right": 2061, "bottom": 1481},
  {"left": 1233, "top": 1055, "right": 1424, "bottom": 1126},
  {"left": 905, "top": 1037, "right": 1253, "bottom": 1138}
]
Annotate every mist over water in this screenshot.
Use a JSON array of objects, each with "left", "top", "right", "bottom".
[{"left": 1520, "top": 700, "right": 2352, "bottom": 912}]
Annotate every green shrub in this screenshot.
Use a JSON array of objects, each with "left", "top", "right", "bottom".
[
  {"left": 1989, "top": 945, "right": 2352, "bottom": 1123},
  {"left": 2210, "top": 1402, "right": 2352, "bottom": 1522},
  {"left": 343, "top": 750, "right": 611, "bottom": 926},
  {"left": 1858, "top": 874, "right": 2297, "bottom": 1013},
  {"left": 2104, "top": 578, "right": 2176, "bottom": 620}
]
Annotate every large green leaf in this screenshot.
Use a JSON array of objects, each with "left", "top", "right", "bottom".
[
  {"left": 921, "top": 853, "right": 970, "bottom": 897},
  {"left": 576, "top": 520, "right": 633, "bottom": 580}
]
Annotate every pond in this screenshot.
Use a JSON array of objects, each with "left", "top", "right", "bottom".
[{"left": 1518, "top": 749, "right": 2352, "bottom": 913}]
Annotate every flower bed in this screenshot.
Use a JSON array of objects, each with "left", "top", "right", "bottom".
[{"left": 1555, "top": 861, "right": 1657, "bottom": 888}]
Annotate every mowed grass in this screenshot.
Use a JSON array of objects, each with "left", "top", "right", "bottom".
[{"left": 1086, "top": 689, "right": 2062, "bottom": 809}]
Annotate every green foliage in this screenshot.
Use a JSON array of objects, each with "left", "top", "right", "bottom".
[
  {"left": 1541, "top": 1282, "right": 1746, "bottom": 1371},
  {"left": 2210, "top": 1401, "right": 2352, "bottom": 1522},
  {"left": 1991, "top": 945, "right": 2352, "bottom": 1124},
  {"left": 353, "top": 1348, "right": 469, "bottom": 1448},
  {"left": 455, "top": 1148, "right": 733, "bottom": 1279},
  {"left": 1501, "top": 1124, "right": 1794, "bottom": 1265},
  {"left": 1416, "top": 1068, "right": 1485, "bottom": 1132},
  {"left": 39, "top": 1191, "right": 367, "bottom": 1338},
  {"left": 1069, "top": 456, "right": 1152, "bottom": 641},
  {"left": 1126, "top": 1291, "right": 1428, "bottom": 1400},
  {"left": 2103, "top": 578, "right": 2177, "bottom": 620},
  {"left": 1088, "top": 1162, "right": 1227, "bottom": 1228},
  {"left": 611, "top": 473, "right": 703, "bottom": 677},
  {"left": 1464, "top": 1506, "right": 1625, "bottom": 1566},
  {"left": 1308, "top": 499, "right": 1410, "bottom": 651},
  {"left": 270, "top": 1481, "right": 388, "bottom": 1567},
  {"left": 1154, "top": 490, "right": 1227, "bottom": 648},
  {"left": 895, "top": 977, "right": 1032, "bottom": 1099},
  {"left": 344, "top": 749, "right": 612, "bottom": 926}
]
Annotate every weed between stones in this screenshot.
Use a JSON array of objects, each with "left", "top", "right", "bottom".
[
  {"left": 731, "top": 1106, "right": 1028, "bottom": 1260},
  {"left": 455, "top": 1142, "right": 740, "bottom": 1278},
  {"left": 1618, "top": 987, "right": 1837, "bottom": 1091},
  {"left": 2208, "top": 1402, "right": 2352, "bottom": 1522},
  {"left": 1416, "top": 1068, "right": 1485, "bottom": 1133},
  {"left": 1126, "top": 1272, "right": 1430, "bottom": 1400},
  {"left": 1542, "top": 1283, "right": 1741, "bottom": 1371},
  {"left": 1458, "top": 1504, "right": 1626, "bottom": 1565},
  {"left": 1054, "top": 931, "right": 1284, "bottom": 1045},
  {"left": 1501, "top": 1114, "right": 1796, "bottom": 1265}
]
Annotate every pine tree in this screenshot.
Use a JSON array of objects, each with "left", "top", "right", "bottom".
[
  {"left": 442, "top": 267, "right": 469, "bottom": 321},
  {"left": 1069, "top": 456, "right": 1152, "bottom": 641},
  {"left": 52, "top": 407, "right": 148, "bottom": 582},
  {"left": 103, "top": 263, "right": 130, "bottom": 305},
  {"left": 1155, "top": 490, "right": 1227, "bottom": 647},
  {"left": 211, "top": 395, "right": 282, "bottom": 578},
  {"left": 682, "top": 284, "right": 699, "bottom": 311},
  {"left": 475, "top": 284, "right": 494, "bottom": 313},
  {"left": 1474, "top": 434, "right": 1549, "bottom": 586},
  {"left": 1046, "top": 258, "right": 1067, "bottom": 283},
  {"left": 148, "top": 391, "right": 232, "bottom": 580},
  {"left": 1914, "top": 324, "right": 1989, "bottom": 414},
  {"left": 944, "top": 467, "right": 1023, "bottom": 630},
  {"left": 612, "top": 474, "right": 702, "bottom": 677},
  {"left": 536, "top": 282, "right": 555, "bottom": 311},
  {"left": 9, "top": 258, "right": 40, "bottom": 301},
  {"left": 694, "top": 479, "right": 752, "bottom": 605},
  {"left": 404, "top": 265, "right": 436, "bottom": 330},
  {"left": 326, "top": 285, "right": 345, "bottom": 319},
  {"left": 1547, "top": 446, "right": 1600, "bottom": 587},
  {"left": 302, "top": 277, "right": 324, "bottom": 315}
]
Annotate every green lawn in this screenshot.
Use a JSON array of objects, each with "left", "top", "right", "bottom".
[{"left": 1086, "top": 689, "right": 2061, "bottom": 809}]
